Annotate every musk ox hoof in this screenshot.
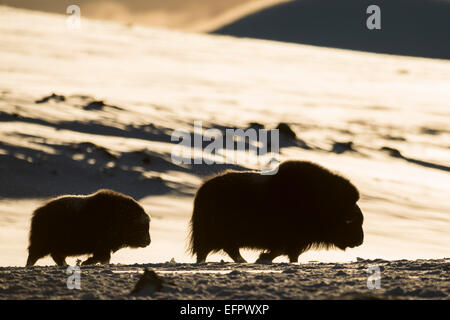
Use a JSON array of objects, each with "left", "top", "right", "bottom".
[
  {"left": 255, "top": 258, "right": 273, "bottom": 265},
  {"left": 26, "top": 189, "right": 151, "bottom": 267},
  {"left": 233, "top": 257, "right": 247, "bottom": 264},
  {"left": 81, "top": 256, "right": 110, "bottom": 266}
]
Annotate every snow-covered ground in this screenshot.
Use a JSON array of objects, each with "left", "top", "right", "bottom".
[
  {"left": 1, "top": 259, "right": 449, "bottom": 299},
  {"left": 0, "top": 6, "right": 449, "bottom": 272}
]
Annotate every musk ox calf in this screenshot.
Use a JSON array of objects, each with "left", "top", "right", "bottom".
[
  {"left": 26, "top": 189, "right": 151, "bottom": 267},
  {"left": 189, "top": 160, "right": 364, "bottom": 263}
]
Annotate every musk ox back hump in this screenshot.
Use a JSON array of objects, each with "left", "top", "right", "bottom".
[
  {"left": 189, "top": 160, "right": 364, "bottom": 263},
  {"left": 27, "top": 189, "right": 151, "bottom": 266}
]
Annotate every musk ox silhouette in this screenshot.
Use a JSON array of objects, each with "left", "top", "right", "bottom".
[
  {"left": 26, "top": 189, "right": 151, "bottom": 266},
  {"left": 189, "top": 160, "right": 364, "bottom": 263}
]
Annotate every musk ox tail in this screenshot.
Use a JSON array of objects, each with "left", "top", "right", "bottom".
[
  {"left": 188, "top": 216, "right": 196, "bottom": 256},
  {"left": 188, "top": 206, "right": 201, "bottom": 256},
  {"left": 26, "top": 207, "right": 51, "bottom": 266},
  {"left": 189, "top": 195, "right": 214, "bottom": 261}
]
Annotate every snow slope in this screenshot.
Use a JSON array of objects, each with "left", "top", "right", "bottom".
[{"left": 0, "top": 6, "right": 449, "bottom": 267}]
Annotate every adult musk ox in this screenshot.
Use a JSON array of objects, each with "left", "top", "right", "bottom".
[
  {"left": 26, "top": 189, "right": 151, "bottom": 266},
  {"left": 189, "top": 160, "right": 364, "bottom": 263}
]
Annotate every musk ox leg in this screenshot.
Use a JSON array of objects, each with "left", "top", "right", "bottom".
[
  {"left": 287, "top": 250, "right": 300, "bottom": 263},
  {"left": 224, "top": 248, "right": 247, "bottom": 263},
  {"left": 26, "top": 245, "right": 48, "bottom": 267},
  {"left": 50, "top": 253, "right": 67, "bottom": 266},
  {"left": 99, "top": 255, "right": 111, "bottom": 264},
  {"left": 195, "top": 249, "right": 210, "bottom": 264},
  {"left": 82, "top": 251, "right": 111, "bottom": 266},
  {"left": 255, "top": 250, "right": 282, "bottom": 264},
  {"left": 81, "top": 256, "right": 97, "bottom": 266},
  {"left": 26, "top": 252, "right": 40, "bottom": 267}
]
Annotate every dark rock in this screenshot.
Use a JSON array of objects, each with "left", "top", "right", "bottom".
[
  {"left": 381, "top": 146, "right": 403, "bottom": 158},
  {"left": 332, "top": 141, "right": 354, "bottom": 154},
  {"left": 248, "top": 122, "right": 265, "bottom": 130},
  {"left": 35, "top": 93, "right": 66, "bottom": 104},
  {"left": 83, "top": 101, "right": 106, "bottom": 111},
  {"left": 276, "top": 122, "right": 297, "bottom": 139}
]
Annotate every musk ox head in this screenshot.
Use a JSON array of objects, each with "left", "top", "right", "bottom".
[
  {"left": 105, "top": 192, "right": 151, "bottom": 249},
  {"left": 270, "top": 161, "right": 364, "bottom": 251},
  {"left": 124, "top": 213, "right": 151, "bottom": 249}
]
